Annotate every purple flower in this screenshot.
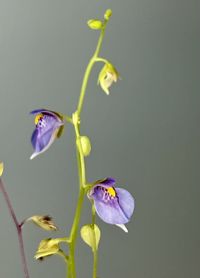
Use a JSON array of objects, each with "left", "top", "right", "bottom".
[
  {"left": 30, "top": 109, "right": 64, "bottom": 160},
  {"left": 88, "top": 178, "right": 135, "bottom": 232}
]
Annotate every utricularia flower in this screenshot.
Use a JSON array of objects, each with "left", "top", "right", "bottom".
[
  {"left": 88, "top": 178, "right": 135, "bottom": 232},
  {"left": 98, "top": 63, "right": 119, "bottom": 95},
  {"left": 30, "top": 109, "right": 64, "bottom": 160}
]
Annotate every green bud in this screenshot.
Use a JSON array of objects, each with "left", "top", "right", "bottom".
[
  {"left": 87, "top": 19, "right": 103, "bottom": 30},
  {"left": 80, "top": 136, "right": 91, "bottom": 157},
  {"left": 0, "top": 162, "right": 4, "bottom": 176},
  {"left": 104, "top": 9, "right": 112, "bottom": 20},
  {"left": 80, "top": 224, "right": 101, "bottom": 252}
]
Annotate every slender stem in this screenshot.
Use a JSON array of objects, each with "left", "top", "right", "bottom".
[
  {"left": 92, "top": 203, "right": 96, "bottom": 226},
  {"left": 92, "top": 203, "right": 98, "bottom": 278},
  {"left": 74, "top": 122, "right": 86, "bottom": 186},
  {"left": 0, "top": 178, "right": 30, "bottom": 278},
  {"left": 65, "top": 115, "right": 73, "bottom": 124},
  {"left": 68, "top": 187, "right": 85, "bottom": 278},
  {"left": 18, "top": 229, "right": 30, "bottom": 278},
  {"left": 77, "top": 22, "right": 107, "bottom": 116},
  {"left": 0, "top": 179, "right": 18, "bottom": 227},
  {"left": 67, "top": 19, "right": 109, "bottom": 278},
  {"left": 95, "top": 57, "right": 109, "bottom": 64},
  {"left": 93, "top": 24, "right": 106, "bottom": 57},
  {"left": 57, "top": 250, "right": 69, "bottom": 263},
  {"left": 92, "top": 242, "right": 98, "bottom": 278}
]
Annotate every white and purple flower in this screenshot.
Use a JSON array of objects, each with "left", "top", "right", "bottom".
[
  {"left": 88, "top": 178, "right": 135, "bottom": 232},
  {"left": 30, "top": 109, "right": 64, "bottom": 160}
]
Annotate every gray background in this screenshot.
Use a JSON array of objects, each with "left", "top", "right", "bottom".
[{"left": 0, "top": 0, "right": 199, "bottom": 277}]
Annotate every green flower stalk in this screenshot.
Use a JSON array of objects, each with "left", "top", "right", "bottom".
[
  {"left": 28, "top": 9, "right": 135, "bottom": 278},
  {"left": 0, "top": 9, "right": 135, "bottom": 278},
  {"left": 67, "top": 11, "right": 112, "bottom": 278}
]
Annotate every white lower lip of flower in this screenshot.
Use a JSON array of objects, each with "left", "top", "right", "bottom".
[{"left": 115, "top": 224, "right": 128, "bottom": 233}]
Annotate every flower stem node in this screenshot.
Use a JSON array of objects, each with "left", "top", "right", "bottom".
[
  {"left": 104, "top": 9, "right": 112, "bottom": 21},
  {"left": 26, "top": 215, "right": 58, "bottom": 231},
  {"left": 80, "top": 224, "right": 101, "bottom": 252},
  {"left": 80, "top": 136, "right": 92, "bottom": 157},
  {"left": 0, "top": 162, "right": 4, "bottom": 177},
  {"left": 72, "top": 111, "right": 80, "bottom": 126},
  {"left": 87, "top": 19, "right": 103, "bottom": 30},
  {"left": 98, "top": 63, "right": 119, "bottom": 95}
]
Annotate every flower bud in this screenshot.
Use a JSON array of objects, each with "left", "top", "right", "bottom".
[
  {"left": 0, "top": 162, "right": 4, "bottom": 176},
  {"left": 80, "top": 136, "right": 91, "bottom": 157},
  {"left": 87, "top": 19, "right": 103, "bottom": 30},
  {"left": 98, "top": 63, "right": 119, "bottom": 95},
  {"left": 104, "top": 9, "right": 112, "bottom": 20},
  {"left": 80, "top": 224, "right": 101, "bottom": 252}
]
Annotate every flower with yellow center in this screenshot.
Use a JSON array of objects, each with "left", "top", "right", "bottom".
[{"left": 88, "top": 177, "right": 135, "bottom": 233}]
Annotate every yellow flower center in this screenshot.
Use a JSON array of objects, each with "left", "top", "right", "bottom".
[
  {"left": 34, "top": 114, "right": 43, "bottom": 125},
  {"left": 107, "top": 187, "right": 116, "bottom": 197}
]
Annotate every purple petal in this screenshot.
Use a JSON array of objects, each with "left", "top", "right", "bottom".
[
  {"left": 91, "top": 178, "right": 116, "bottom": 192},
  {"left": 115, "top": 188, "right": 135, "bottom": 220},
  {"left": 30, "top": 109, "right": 47, "bottom": 115},
  {"left": 30, "top": 129, "right": 58, "bottom": 159},
  {"left": 94, "top": 197, "right": 129, "bottom": 224},
  {"left": 100, "top": 177, "right": 116, "bottom": 187},
  {"left": 30, "top": 113, "right": 63, "bottom": 159},
  {"left": 31, "top": 126, "right": 55, "bottom": 152}
]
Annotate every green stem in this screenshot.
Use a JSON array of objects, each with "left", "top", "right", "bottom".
[
  {"left": 95, "top": 57, "right": 109, "bottom": 64},
  {"left": 92, "top": 203, "right": 98, "bottom": 278},
  {"left": 68, "top": 187, "right": 85, "bottom": 278},
  {"left": 67, "top": 18, "right": 109, "bottom": 278},
  {"left": 77, "top": 22, "right": 107, "bottom": 116}
]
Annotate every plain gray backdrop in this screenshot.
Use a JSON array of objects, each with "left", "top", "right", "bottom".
[{"left": 0, "top": 0, "right": 199, "bottom": 277}]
